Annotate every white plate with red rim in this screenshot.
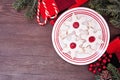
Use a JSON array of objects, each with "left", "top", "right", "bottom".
[{"left": 52, "top": 7, "right": 110, "bottom": 65}]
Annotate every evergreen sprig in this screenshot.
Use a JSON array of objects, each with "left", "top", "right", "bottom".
[
  {"left": 13, "top": 0, "right": 120, "bottom": 27},
  {"left": 13, "top": 0, "right": 29, "bottom": 10},
  {"left": 95, "top": 63, "right": 120, "bottom": 80},
  {"left": 25, "top": 0, "right": 38, "bottom": 19},
  {"left": 13, "top": 0, "right": 37, "bottom": 19},
  {"left": 107, "top": 63, "right": 120, "bottom": 80},
  {"left": 89, "top": 0, "right": 120, "bottom": 29}
]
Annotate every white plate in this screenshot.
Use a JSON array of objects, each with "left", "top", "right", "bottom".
[{"left": 52, "top": 7, "right": 110, "bottom": 65}]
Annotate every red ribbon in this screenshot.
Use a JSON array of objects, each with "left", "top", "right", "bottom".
[{"left": 37, "top": 0, "right": 88, "bottom": 26}]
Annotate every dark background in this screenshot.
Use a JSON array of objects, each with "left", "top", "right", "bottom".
[{"left": 0, "top": 0, "right": 120, "bottom": 80}]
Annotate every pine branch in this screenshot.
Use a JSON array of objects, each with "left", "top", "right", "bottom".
[
  {"left": 13, "top": 0, "right": 38, "bottom": 19},
  {"left": 95, "top": 75, "right": 101, "bottom": 80},
  {"left": 12, "top": 0, "right": 29, "bottom": 10},
  {"left": 89, "top": 0, "right": 120, "bottom": 28},
  {"left": 107, "top": 63, "right": 120, "bottom": 80},
  {"left": 25, "top": 0, "right": 38, "bottom": 19}
]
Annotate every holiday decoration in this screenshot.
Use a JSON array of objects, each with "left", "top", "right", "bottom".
[
  {"left": 95, "top": 70, "right": 112, "bottom": 80},
  {"left": 37, "top": 0, "right": 88, "bottom": 25},
  {"left": 88, "top": 52, "right": 113, "bottom": 74},
  {"left": 13, "top": 0, "right": 120, "bottom": 27},
  {"left": 107, "top": 63, "right": 120, "bottom": 80},
  {"left": 107, "top": 35, "right": 120, "bottom": 61},
  {"left": 36, "top": 0, "right": 59, "bottom": 25},
  {"left": 13, "top": 0, "right": 88, "bottom": 25},
  {"left": 95, "top": 64, "right": 120, "bottom": 80},
  {"left": 106, "top": 35, "right": 120, "bottom": 69},
  {"left": 89, "top": 0, "right": 120, "bottom": 28},
  {"left": 89, "top": 35, "right": 120, "bottom": 80}
]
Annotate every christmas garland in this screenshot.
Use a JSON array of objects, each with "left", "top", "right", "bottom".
[
  {"left": 89, "top": 0, "right": 120, "bottom": 29},
  {"left": 12, "top": 0, "right": 120, "bottom": 28}
]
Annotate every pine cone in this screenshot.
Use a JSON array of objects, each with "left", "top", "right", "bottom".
[{"left": 100, "top": 70, "right": 112, "bottom": 80}]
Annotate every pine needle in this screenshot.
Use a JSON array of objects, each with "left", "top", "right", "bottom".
[
  {"left": 25, "top": 0, "right": 38, "bottom": 19},
  {"left": 12, "top": 0, "right": 28, "bottom": 10},
  {"left": 89, "top": 0, "right": 120, "bottom": 29},
  {"left": 107, "top": 63, "right": 120, "bottom": 80},
  {"left": 13, "top": 0, "right": 37, "bottom": 19}
]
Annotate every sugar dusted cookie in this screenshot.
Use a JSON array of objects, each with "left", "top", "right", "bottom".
[
  {"left": 59, "top": 12, "right": 103, "bottom": 59},
  {"left": 52, "top": 7, "right": 110, "bottom": 65}
]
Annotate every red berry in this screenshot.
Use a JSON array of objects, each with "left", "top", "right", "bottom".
[
  {"left": 101, "top": 63, "right": 104, "bottom": 66},
  {"left": 102, "top": 54, "right": 106, "bottom": 57},
  {"left": 88, "top": 67, "right": 93, "bottom": 71},
  {"left": 109, "top": 54, "right": 112, "bottom": 58},
  {"left": 93, "top": 70, "right": 97, "bottom": 74},
  {"left": 73, "top": 22, "right": 79, "bottom": 28},
  {"left": 102, "top": 66, "right": 106, "bottom": 69},
  {"left": 105, "top": 57, "right": 108, "bottom": 60},
  {"left": 96, "top": 62, "right": 100, "bottom": 66},
  {"left": 98, "top": 68, "right": 102, "bottom": 72},
  {"left": 89, "top": 64, "right": 93, "bottom": 68},
  {"left": 70, "top": 42, "right": 76, "bottom": 49},
  {"left": 102, "top": 59, "right": 107, "bottom": 64},
  {"left": 93, "top": 64, "right": 96, "bottom": 67},
  {"left": 107, "top": 59, "right": 111, "bottom": 62}
]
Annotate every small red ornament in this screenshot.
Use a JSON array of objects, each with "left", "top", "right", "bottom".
[
  {"left": 89, "top": 64, "right": 94, "bottom": 68},
  {"left": 93, "top": 70, "right": 97, "bottom": 74},
  {"left": 103, "top": 54, "right": 106, "bottom": 58},
  {"left": 102, "top": 66, "right": 106, "bottom": 69},
  {"left": 98, "top": 68, "right": 102, "bottom": 72},
  {"left": 88, "top": 67, "right": 93, "bottom": 71},
  {"left": 93, "top": 64, "right": 96, "bottom": 67},
  {"left": 96, "top": 62, "right": 100, "bottom": 66},
  {"left": 109, "top": 54, "right": 112, "bottom": 58},
  {"left": 105, "top": 57, "right": 108, "bottom": 60},
  {"left": 102, "top": 59, "right": 107, "bottom": 64},
  {"left": 107, "top": 59, "right": 111, "bottom": 62}
]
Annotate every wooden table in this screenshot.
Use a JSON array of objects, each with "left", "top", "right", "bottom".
[{"left": 0, "top": 0, "right": 120, "bottom": 80}]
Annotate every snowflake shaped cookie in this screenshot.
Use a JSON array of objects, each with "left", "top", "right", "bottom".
[{"left": 59, "top": 12, "right": 104, "bottom": 59}]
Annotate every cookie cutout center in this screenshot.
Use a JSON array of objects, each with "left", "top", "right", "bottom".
[
  {"left": 89, "top": 36, "right": 95, "bottom": 42},
  {"left": 73, "top": 22, "right": 79, "bottom": 28},
  {"left": 70, "top": 42, "right": 76, "bottom": 49}
]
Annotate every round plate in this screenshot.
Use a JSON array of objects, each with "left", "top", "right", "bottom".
[{"left": 52, "top": 7, "right": 110, "bottom": 65}]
